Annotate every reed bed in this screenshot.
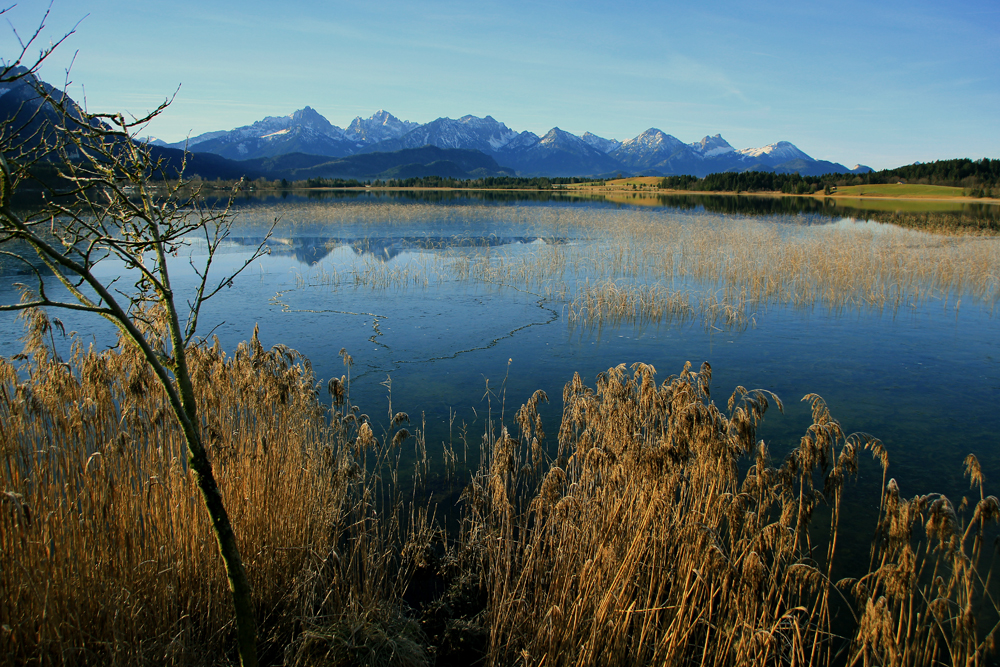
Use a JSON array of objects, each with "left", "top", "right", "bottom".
[
  {"left": 566, "top": 279, "right": 695, "bottom": 328},
  {"left": 276, "top": 203, "right": 999, "bottom": 330},
  {"left": 0, "top": 311, "right": 426, "bottom": 666},
  {"left": 466, "top": 362, "right": 1000, "bottom": 666},
  {"left": 3, "top": 310, "right": 999, "bottom": 665}
]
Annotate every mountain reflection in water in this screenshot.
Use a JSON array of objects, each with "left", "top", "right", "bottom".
[{"left": 241, "top": 235, "right": 568, "bottom": 265}]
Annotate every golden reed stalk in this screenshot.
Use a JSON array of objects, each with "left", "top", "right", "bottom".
[{"left": 2, "top": 311, "right": 997, "bottom": 665}]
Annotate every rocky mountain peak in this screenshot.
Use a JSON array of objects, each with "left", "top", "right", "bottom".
[
  {"left": 738, "top": 140, "right": 810, "bottom": 162},
  {"left": 694, "top": 134, "right": 733, "bottom": 153},
  {"left": 289, "top": 107, "right": 341, "bottom": 135},
  {"left": 581, "top": 132, "right": 621, "bottom": 153},
  {"left": 346, "top": 110, "right": 419, "bottom": 143},
  {"left": 621, "top": 128, "right": 684, "bottom": 151}
]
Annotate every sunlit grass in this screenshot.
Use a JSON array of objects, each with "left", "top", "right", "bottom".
[{"left": 835, "top": 183, "right": 966, "bottom": 198}]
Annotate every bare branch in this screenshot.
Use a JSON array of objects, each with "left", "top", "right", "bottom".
[
  {"left": 0, "top": 4, "right": 85, "bottom": 82},
  {"left": 0, "top": 32, "right": 261, "bottom": 661}
]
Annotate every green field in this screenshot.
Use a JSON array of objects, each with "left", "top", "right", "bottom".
[{"left": 834, "top": 183, "right": 966, "bottom": 198}]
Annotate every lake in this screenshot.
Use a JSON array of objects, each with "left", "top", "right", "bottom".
[{"left": 2, "top": 190, "right": 998, "bottom": 531}]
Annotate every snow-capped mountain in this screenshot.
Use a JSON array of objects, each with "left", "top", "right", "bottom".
[
  {"left": 345, "top": 110, "right": 420, "bottom": 144},
  {"left": 738, "top": 141, "right": 812, "bottom": 165},
  {"left": 581, "top": 132, "right": 622, "bottom": 154},
  {"left": 175, "top": 105, "right": 868, "bottom": 177},
  {"left": 168, "top": 107, "right": 362, "bottom": 160},
  {"left": 500, "top": 127, "right": 624, "bottom": 176},
  {"left": 503, "top": 130, "right": 542, "bottom": 152},
  {"left": 362, "top": 114, "right": 520, "bottom": 156},
  {"left": 691, "top": 134, "right": 735, "bottom": 158},
  {"left": 612, "top": 129, "right": 688, "bottom": 172},
  {"left": 168, "top": 107, "right": 422, "bottom": 160}
]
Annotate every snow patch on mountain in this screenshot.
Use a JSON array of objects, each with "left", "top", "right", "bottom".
[
  {"left": 538, "top": 127, "right": 565, "bottom": 146},
  {"left": 738, "top": 141, "right": 809, "bottom": 162},
  {"left": 346, "top": 109, "right": 419, "bottom": 144},
  {"left": 289, "top": 107, "right": 345, "bottom": 136},
  {"left": 581, "top": 132, "right": 621, "bottom": 153},
  {"left": 619, "top": 129, "right": 685, "bottom": 153},
  {"left": 691, "top": 134, "right": 735, "bottom": 158},
  {"left": 488, "top": 134, "right": 512, "bottom": 150},
  {"left": 458, "top": 115, "right": 519, "bottom": 150}
]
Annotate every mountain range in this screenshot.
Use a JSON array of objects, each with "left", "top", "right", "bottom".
[
  {"left": 155, "top": 107, "right": 872, "bottom": 179},
  {"left": 1, "top": 68, "right": 870, "bottom": 181}
]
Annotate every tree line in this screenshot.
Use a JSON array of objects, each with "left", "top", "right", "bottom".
[{"left": 659, "top": 158, "right": 1000, "bottom": 197}]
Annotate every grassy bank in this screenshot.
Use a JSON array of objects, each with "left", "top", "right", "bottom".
[
  {"left": 2, "top": 309, "right": 999, "bottom": 665},
  {"left": 832, "top": 184, "right": 966, "bottom": 199},
  {"left": 595, "top": 180, "right": 996, "bottom": 203}
]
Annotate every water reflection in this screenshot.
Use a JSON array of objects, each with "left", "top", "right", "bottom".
[
  {"left": 1, "top": 193, "right": 998, "bottom": 535},
  {"left": 215, "top": 188, "right": 1000, "bottom": 231},
  {"left": 235, "top": 235, "right": 569, "bottom": 265}
]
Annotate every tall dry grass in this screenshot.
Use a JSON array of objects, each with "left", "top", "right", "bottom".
[
  {"left": 2, "top": 310, "right": 998, "bottom": 665},
  {"left": 278, "top": 204, "right": 1000, "bottom": 330},
  {"left": 0, "top": 311, "right": 427, "bottom": 666},
  {"left": 463, "top": 362, "right": 1000, "bottom": 666}
]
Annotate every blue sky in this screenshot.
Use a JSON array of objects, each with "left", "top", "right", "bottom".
[{"left": 3, "top": 0, "right": 998, "bottom": 170}]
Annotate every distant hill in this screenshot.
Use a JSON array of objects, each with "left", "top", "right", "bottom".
[
  {"left": 147, "top": 146, "right": 266, "bottom": 181},
  {"left": 0, "top": 67, "right": 83, "bottom": 158}
]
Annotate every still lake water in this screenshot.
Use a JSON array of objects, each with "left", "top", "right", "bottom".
[{"left": 2, "top": 191, "right": 998, "bottom": 531}]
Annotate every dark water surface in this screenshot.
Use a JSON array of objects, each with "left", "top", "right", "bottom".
[{"left": 2, "top": 192, "right": 998, "bottom": 540}]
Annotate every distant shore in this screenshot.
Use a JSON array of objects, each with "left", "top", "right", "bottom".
[
  {"left": 270, "top": 182, "right": 999, "bottom": 204},
  {"left": 566, "top": 178, "right": 1000, "bottom": 204},
  {"left": 197, "top": 177, "right": 1000, "bottom": 207}
]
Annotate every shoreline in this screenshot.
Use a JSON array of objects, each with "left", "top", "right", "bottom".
[{"left": 224, "top": 183, "right": 1000, "bottom": 205}]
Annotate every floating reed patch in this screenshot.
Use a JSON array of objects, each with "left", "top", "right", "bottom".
[
  {"left": 566, "top": 279, "right": 695, "bottom": 328},
  {"left": 276, "top": 203, "right": 999, "bottom": 330}
]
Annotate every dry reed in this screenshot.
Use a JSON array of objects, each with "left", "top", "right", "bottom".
[
  {"left": 0, "top": 310, "right": 429, "bottom": 666},
  {"left": 461, "top": 361, "right": 1000, "bottom": 666},
  {"left": 274, "top": 204, "right": 999, "bottom": 330},
  {"left": 3, "top": 310, "right": 998, "bottom": 665}
]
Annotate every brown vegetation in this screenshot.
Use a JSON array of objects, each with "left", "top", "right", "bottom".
[
  {"left": 3, "top": 310, "right": 999, "bottom": 665},
  {"left": 281, "top": 204, "right": 999, "bottom": 330}
]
